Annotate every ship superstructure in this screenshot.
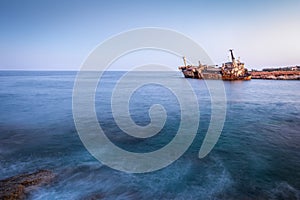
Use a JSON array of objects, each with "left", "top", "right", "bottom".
[{"left": 221, "top": 49, "right": 251, "bottom": 80}]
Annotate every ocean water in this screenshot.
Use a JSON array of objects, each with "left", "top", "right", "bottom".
[{"left": 0, "top": 71, "right": 299, "bottom": 199}]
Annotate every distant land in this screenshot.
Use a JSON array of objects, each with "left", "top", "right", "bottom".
[{"left": 251, "top": 66, "right": 300, "bottom": 80}]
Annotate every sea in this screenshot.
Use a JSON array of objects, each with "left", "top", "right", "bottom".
[{"left": 0, "top": 71, "right": 299, "bottom": 200}]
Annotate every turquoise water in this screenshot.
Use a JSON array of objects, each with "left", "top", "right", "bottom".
[{"left": 0, "top": 71, "right": 299, "bottom": 199}]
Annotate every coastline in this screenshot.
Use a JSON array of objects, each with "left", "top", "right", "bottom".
[{"left": 251, "top": 71, "right": 300, "bottom": 80}]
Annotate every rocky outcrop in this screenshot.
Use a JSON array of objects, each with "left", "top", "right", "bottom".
[
  {"left": 251, "top": 71, "right": 300, "bottom": 80},
  {"left": 0, "top": 170, "right": 54, "bottom": 200}
]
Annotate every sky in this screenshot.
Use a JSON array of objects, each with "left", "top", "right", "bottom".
[{"left": 0, "top": 0, "right": 299, "bottom": 70}]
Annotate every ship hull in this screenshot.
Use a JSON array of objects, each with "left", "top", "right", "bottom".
[
  {"left": 180, "top": 65, "right": 222, "bottom": 80},
  {"left": 222, "top": 75, "right": 252, "bottom": 81},
  {"left": 180, "top": 68, "right": 251, "bottom": 80}
]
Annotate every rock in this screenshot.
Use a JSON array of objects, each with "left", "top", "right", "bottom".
[
  {"left": 0, "top": 170, "right": 54, "bottom": 200},
  {"left": 251, "top": 71, "right": 300, "bottom": 80}
]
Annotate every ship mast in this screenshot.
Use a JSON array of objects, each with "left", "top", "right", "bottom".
[
  {"left": 182, "top": 56, "right": 187, "bottom": 67},
  {"left": 229, "top": 49, "right": 236, "bottom": 65}
]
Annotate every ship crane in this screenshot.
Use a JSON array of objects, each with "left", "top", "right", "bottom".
[{"left": 229, "top": 49, "right": 236, "bottom": 67}]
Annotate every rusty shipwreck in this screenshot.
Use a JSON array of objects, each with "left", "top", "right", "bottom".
[{"left": 178, "top": 50, "right": 251, "bottom": 80}]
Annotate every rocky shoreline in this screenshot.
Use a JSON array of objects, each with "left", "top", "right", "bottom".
[
  {"left": 251, "top": 71, "right": 300, "bottom": 80},
  {"left": 0, "top": 170, "right": 54, "bottom": 200}
]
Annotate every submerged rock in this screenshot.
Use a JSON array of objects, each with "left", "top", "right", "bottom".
[{"left": 0, "top": 169, "right": 54, "bottom": 200}]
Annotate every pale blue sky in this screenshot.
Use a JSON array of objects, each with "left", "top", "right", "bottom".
[{"left": 0, "top": 0, "right": 299, "bottom": 70}]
